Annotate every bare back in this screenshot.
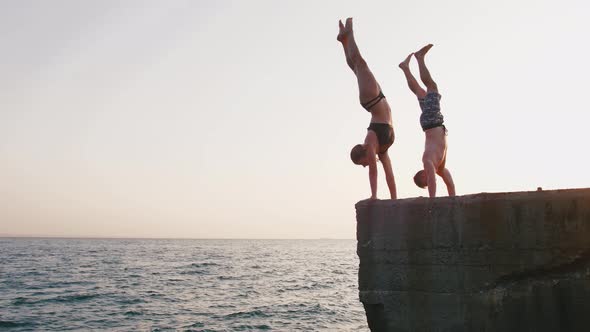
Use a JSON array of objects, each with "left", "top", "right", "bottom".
[{"left": 423, "top": 126, "right": 447, "bottom": 171}]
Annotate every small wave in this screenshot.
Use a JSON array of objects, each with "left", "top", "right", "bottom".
[
  {"left": 12, "top": 297, "right": 30, "bottom": 306},
  {"left": 124, "top": 310, "right": 143, "bottom": 316},
  {"left": 189, "top": 262, "right": 219, "bottom": 268},
  {"left": 22, "top": 270, "right": 45, "bottom": 277},
  {"left": 50, "top": 293, "right": 100, "bottom": 303},
  {"left": 232, "top": 324, "right": 271, "bottom": 330},
  {"left": 209, "top": 304, "right": 236, "bottom": 309},
  {"left": 117, "top": 298, "right": 144, "bottom": 305},
  {"left": 0, "top": 321, "right": 34, "bottom": 328},
  {"left": 277, "top": 282, "right": 328, "bottom": 292},
  {"left": 180, "top": 270, "right": 207, "bottom": 275},
  {"left": 302, "top": 303, "right": 337, "bottom": 316},
  {"left": 217, "top": 275, "right": 235, "bottom": 280},
  {"left": 185, "top": 322, "right": 204, "bottom": 328},
  {"left": 178, "top": 262, "right": 220, "bottom": 275},
  {"left": 224, "top": 310, "right": 270, "bottom": 319},
  {"left": 13, "top": 293, "right": 99, "bottom": 305},
  {"left": 48, "top": 280, "right": 95, "bottom": 288}
]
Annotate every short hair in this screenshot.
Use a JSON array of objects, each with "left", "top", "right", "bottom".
[
  {"left": 413, "top": 170, "right": 427, "bottom": 188},
  {"left": 350, "top": 144, "right": 366, "bottom": 164}
]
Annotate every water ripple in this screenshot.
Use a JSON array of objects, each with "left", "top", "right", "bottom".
[{"left": 0, "top": 239, "right": 367, "bottom": 331}]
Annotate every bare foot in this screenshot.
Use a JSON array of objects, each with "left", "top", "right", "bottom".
[
  {"left": 414, "top": 44, "right": 433, "bottom": 59},
  {"left": 345, "top": 17, "right": 353, "bottom": 29},
  {"left": 398, "top": 53, "right": 413, "bottom": 70},
  {"left": 337, "top": 17, "right": 353, "bottom": 42}
]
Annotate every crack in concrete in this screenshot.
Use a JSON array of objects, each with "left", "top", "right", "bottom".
[{"left": 487, "top": 249, "right": 590, "bottom": 290}]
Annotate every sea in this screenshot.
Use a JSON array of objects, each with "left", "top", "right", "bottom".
[{"left": 0, "top": 238, "right": 369, "bottom": 331}]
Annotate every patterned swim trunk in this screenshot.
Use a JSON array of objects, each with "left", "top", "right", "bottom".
[{"left": 418, "top": 92, "right": 445, "bottom": 131}]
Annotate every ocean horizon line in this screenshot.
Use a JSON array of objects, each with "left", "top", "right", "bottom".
[{"left": 0, "top": 235, "right": 355, "bottom": 241}]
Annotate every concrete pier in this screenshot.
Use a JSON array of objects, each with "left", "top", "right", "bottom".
[{"left": 356, "top": 188, "right": 590, "bottom": 332}]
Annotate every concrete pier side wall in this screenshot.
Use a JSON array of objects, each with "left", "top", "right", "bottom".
[{"left": 356, "top": 188, "right": 590, "bottom": 332}]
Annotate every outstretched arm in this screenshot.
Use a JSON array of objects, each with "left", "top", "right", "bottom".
[
  {"left": 379, "top": 152, "right": 397, "bottom": 199},
  {"left": 438, "top": 168, "right": 456, "bottom": 196},
  {"left": 367, "top": 152, "right": 378, "bottom": 199},
  {"left": 423, "top": 160, "right": 437, "bottom": 197}
]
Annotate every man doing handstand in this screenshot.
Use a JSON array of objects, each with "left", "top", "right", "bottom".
[
  {"left": 338, "top": 18, "right": 397, "bottom": 200},
  {"left": 399, "top": 44, "right": 455, "bottom": 197}
]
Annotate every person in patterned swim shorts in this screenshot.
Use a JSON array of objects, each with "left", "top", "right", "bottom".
[{"left": 398, "top": 44, "right": 456, "bottom": 197}]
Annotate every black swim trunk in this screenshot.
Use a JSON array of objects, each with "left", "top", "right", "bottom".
[
  {"left": 367, "top": 122, "right": 394, "bottom": 154},
  {"left": 418, "top": 92, "right": 445, "bottom": 131}
]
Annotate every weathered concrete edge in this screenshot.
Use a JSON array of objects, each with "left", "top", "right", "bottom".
[{"left": 355, "top": 187, "right": 590, "bottom": 210}]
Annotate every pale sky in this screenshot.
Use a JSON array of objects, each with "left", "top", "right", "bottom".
[{"left": 1, "top": 0, "right": 589, "bottom": 239}]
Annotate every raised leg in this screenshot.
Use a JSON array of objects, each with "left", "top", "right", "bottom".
[
  {"left": 399, "top": 53, "right": 426, "bottom": 99},
  {"left": 337, "top": 18, "right": 380, "bottom": 103},
  {"left": 414, "top": 44, "right": 438, "bottom": 93}
]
